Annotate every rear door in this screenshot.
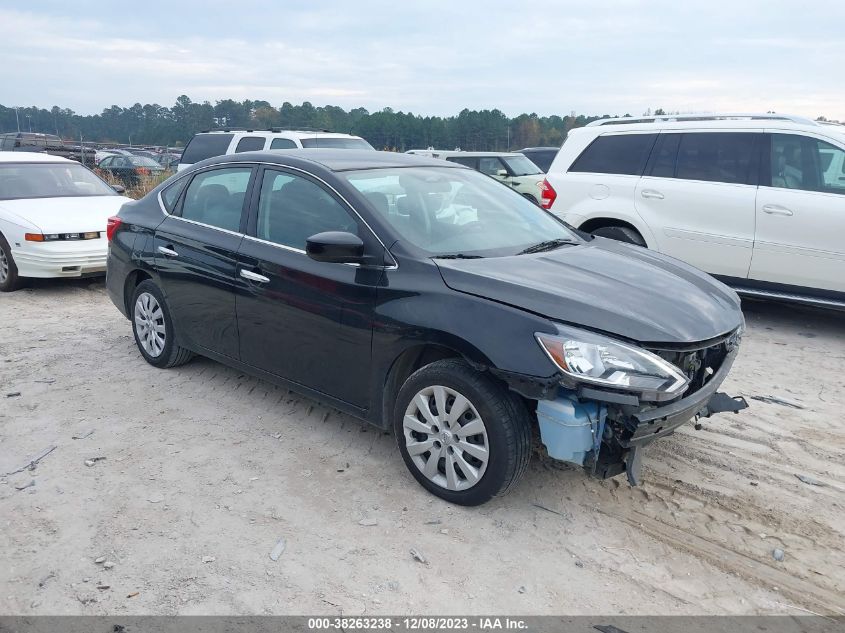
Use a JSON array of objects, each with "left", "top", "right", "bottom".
[
  {"left": 634, "top": 131, "right": 759, "bottom": 277},
  {"left": 153, "top": 165, "right": 255, "bottom": 358},
  {"left": 750, "top": 132, "right": 845, "bottom": 292},
  {"left": 235, "top": 166, "right": 381, "bottom": 407}
]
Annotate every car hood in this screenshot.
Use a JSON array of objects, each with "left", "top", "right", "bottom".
[
  {"left": 434, "top": 238, "right": 743, "bottom": 344},
  {"left": 0, "top": 196, "right": 130, "bottom": 234}
]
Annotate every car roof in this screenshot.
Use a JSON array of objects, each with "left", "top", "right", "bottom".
[
  {"left": 0, "top": 151, "right": 73, "bottom": 163},
  {"left": 196, "top": 129, "right": 364, "bottom": 139},
  {"left": 206, "top": 149, "right": 466, "bottom": 172},
  {"left": 411, "top": 150, "right": 523, "bottom": 158}
]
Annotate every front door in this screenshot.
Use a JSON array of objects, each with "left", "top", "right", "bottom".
[
  {"left": 750, "top": 133, "right": 845, "bottom": 293},
  {"left": 153, "top": 165, "right": 255, "bottom": 358},
  {"left": 235, "top": 167, "right": 381, "bottom": 408}
]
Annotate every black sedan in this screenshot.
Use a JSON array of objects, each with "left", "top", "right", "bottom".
[
  {"left": 97, "top": 154, "right": 165, "bottom": 187},
  {"left": 105, "top": 150, "right": 746, "bottom": 505}
]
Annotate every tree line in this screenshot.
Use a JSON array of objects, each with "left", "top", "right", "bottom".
[{"left": 0, "top": 96, "right": 631, "bottom": 150}]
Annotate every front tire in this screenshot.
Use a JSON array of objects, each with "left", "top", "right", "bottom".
[
  {"left": 0, "top": 234, "right": 22, "bottom": 292},
  {"left": 590, "top": 225, "right": 646, "bottom": 247},
  {"left": 394, "top": 359, "right": 532, "bottom": 506},
  {"left": 131, "top": 280, "right": 193, "bottom": 368}
]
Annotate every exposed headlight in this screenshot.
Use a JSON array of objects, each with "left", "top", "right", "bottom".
[{"left": 536, "top": 326, "right": 689, "bottom": 394}]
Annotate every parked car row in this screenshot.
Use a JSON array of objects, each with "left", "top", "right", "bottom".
[
  {"left": 3, "top": 112, "right": 841, "bottom": 506},
  {"left": 0, "top": 128, "right": 374, "bottom": 292},
  {"left": 0, "top": 132, "right": 97, "bottom": 167}
]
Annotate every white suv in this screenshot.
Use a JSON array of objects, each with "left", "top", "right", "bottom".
[
  {"left": 543, "top": 114, "right": 845, "bottom": 308},
  {"left": 177, "top": 128, "right": 374, "bottom": 171}
]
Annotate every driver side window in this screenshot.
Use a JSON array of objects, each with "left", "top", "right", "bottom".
[
  {"left": 770, "top": 134, "right": 845, "bottom": 195},
  {"left": 256, "top": 169, "right": 357, "bottom": 250}
]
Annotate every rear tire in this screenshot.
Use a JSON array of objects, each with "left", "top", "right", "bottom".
[
  {"left": 591, "top": 225, "right": 646, "bottom": 247},
  {"left": 0, "top": 234, "right": 22, "bottom": 292},
  {"left": 394, "top": 359, "right": 532, "bottom": 506},
  {"left": 131, "top": 280, "right": 194, "bottom": 368}
]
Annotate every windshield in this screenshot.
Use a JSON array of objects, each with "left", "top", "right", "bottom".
[
  {"left": 343, "top": 166, "right": 580, "bottom": 257},
  {"left": 501, "top": 155, "right": 542, "bottom": 176},
  {"left": 301, "top": 137, "right": 374, "bottom": 149},
  {"left": 0, "top": 163, "right": 117, "bottom": 200}
]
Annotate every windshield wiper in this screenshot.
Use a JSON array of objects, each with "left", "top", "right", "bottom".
[
  {"left": 432, "top": 253, "right": 485, "bottom": 260},
  {"left": 517, "top": 238, "right": 578, "bottom": 255}
]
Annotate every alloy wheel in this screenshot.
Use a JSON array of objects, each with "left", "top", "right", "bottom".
[
  {"left": 0, "top": 248, "right": 8, "bottom": 283},
  {"left": 402, "top": 385, "right": 489, "bottom": 491},
  {"left": 134, "top": 292, "right": 166, "bottom": 358}
]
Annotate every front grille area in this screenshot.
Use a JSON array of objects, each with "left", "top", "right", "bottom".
[{"left": 648, "top": 329, "right": 739, "bottom": 398}]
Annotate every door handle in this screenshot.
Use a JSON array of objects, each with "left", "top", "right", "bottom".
[
  {"left": 761, "top": 204, "right": 794, "bottom": 216},
  {"left": 157, "top": 245, "right": 179, "bottom": 257},
  {"left": 240, "top": 269, "right": 270, "bottom": 283},
  {"left": 641, "top": 189, "right": 664, "bottom": 200}
]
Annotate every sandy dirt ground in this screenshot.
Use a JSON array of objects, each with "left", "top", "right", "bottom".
[{"left": 1, "top": 278, "right": 843, "bottom": 616}]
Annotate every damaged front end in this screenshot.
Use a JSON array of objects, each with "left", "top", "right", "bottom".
[{"left": 532, "top": 326, "right": 748, "bottom": 485}]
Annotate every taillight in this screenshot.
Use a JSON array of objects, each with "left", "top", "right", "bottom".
[
  {"left": 106, "top": 216, "right": 123, "bottom": 242},
  {"left": 540, "top": 178, "right": 557, "bottom": 210},
  {"left": 137, "top": 167, "right": 150, "bottom": 175}
]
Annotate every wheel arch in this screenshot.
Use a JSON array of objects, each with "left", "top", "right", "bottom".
[
  {"left": 578, "top": 217, "right": 652, "bottom": 247},
  {"left": 123, "top": 268, "right": 153, "bottom": 316},
  {"left": 379, "top": 343, "right": 469, "bottom": 430}
]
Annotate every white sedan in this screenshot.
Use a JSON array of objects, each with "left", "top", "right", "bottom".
[{"left": 0, "top": 152, "right": 131, "bottom": 291}]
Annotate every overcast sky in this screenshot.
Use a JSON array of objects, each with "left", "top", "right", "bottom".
[{"left": 3, "top": 1, "right": 843, "bottom": 121}]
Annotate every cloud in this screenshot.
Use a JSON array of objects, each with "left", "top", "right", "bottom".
[{"left": 1, "top": 2, "right": 844, "bottom": 121}]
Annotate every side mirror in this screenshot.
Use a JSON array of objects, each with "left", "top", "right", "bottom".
[
  {"left": 496, "top": 169, "right": 509, "bottom": 178},
  {"left": 306, "top": 231, "right": 364, "bottom": 264},
  {"left": 112, "top": 184, "right": 126, "bottom": 194}
]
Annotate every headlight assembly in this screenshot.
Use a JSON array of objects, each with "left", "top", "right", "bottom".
[{"left": 536, "top": 326, "right": 689, "bottom": 395}]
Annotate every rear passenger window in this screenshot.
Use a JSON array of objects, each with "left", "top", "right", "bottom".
[
  {"left": 255, "top": 169, "right": 357, "bottom": 250},
  {"left": 675, "top": 133, "right": 755, "bottom": 184},
  {"left": 179, "top": 167, "right": 252, "bottom": 232},
  {"left": 161, "top": 177, "right": 188, "bottom": 212},
  {"left": 180, "top": 134, "right": 234, "bottom": 165},
  {"left": 235, "top": 136, "right": 265, "bottom": 153},
  {"left": 569, "top": 134, "right": 657, "bottom": 175},
  {"left": 269, "top": 138, "right": 297, "bottom": 150}
]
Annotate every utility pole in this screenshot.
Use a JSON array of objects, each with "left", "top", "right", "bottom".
[{"left": 15, "top": 107, "right": 20, "bottom": 132}]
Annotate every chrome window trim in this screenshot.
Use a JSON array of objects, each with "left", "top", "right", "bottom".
[
  {"left": 170, "top": 215, "right": 246, "bottom": 238},
  {"left": 156, "top": 160, "right": 398, "bottom": 269}
]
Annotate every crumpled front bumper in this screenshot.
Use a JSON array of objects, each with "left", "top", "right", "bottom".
[
  {"left": 621, "top": 346, "right": 743, "bottom": 447},
  {"left": 533, "top": 344, "right": 748, "bottom": 486}
]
